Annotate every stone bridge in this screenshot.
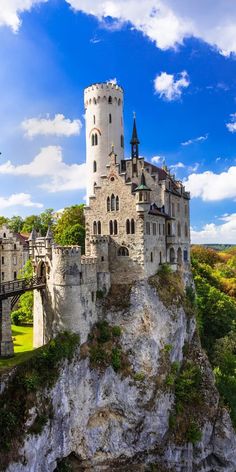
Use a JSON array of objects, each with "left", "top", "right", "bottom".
[{"left": 0, "top": 276, "right": 46, "bottom": 357}]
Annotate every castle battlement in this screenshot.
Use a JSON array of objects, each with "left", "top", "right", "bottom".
[
  {"left": 84, "top": 82, "right": 123, "bottom": 96},
  {"left": 90, "top": 236, "right": 110, "bottom": 244},
  {"left": 53, "top": 246, "right": 81, "bottom": 256},
  {"left": 81, "top": 256, "right": 97, "bottom": 265}
]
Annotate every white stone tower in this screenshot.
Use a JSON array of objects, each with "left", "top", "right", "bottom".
[{"left": 84, "top": 82, "right": 124, "bottom": 201}]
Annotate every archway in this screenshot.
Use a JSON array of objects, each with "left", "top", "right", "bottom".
[
  {"left": 170, "top": 247, "right": 175, "bottom": 264},
  {"left": 177, "top": 247, "right": 182, "bottom": 265}
]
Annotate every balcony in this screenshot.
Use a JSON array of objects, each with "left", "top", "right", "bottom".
[{"left": 166, "top": 235, "right": 176, "bottom": 244}]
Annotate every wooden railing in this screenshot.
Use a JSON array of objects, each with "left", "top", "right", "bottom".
[{"left": 0, "top": 276, "right": 46, "bottom": 301}]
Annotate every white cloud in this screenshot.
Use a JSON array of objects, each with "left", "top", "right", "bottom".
[
  {"left": 65, "top": 0, "right": 236, "bottom": 56},
  {"left": 107, "top": 78, "right": 118, "bottom": 85},
  {"left": 226, "top": 113, "right": 236, "bottom": 133},
  {"left": 154, "top": 71, "right": 190, "bottom": 101},
  {"left": 151, "top": 155, "right": 165, "bottom": 165},
  {"left": 181, "top": 134, "right": 208, "bottom": 146},
  {"left": 170, "top": 162, "right": 185, "bottom": 170},
  {"left": 185, "top": 165, "right": 236, "bottom": 201},
  {"left": 0, "top": 0, "right": 47, "bottom": 32},
  {"left": 22, "top": 114, "right": 82, "bottom": 138},
  {"left": 0, "top": 193, "right": 43, "bottom": 209},
  {"left": 0, "top": 146, "right": 87, "bottom": 193},
  {"left": 191, "top": 214, "right": 236, "bottom": 244}
]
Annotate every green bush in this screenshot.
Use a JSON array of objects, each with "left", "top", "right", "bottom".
[
  {"left": 55, "top": 458, "right": 72, "bottom": 472},
  {"left": 175, "top": 361, "right": 201, "bottom": 405},
  {"left": 23, "top": 371, "right": 41, "bottom": 392},
  {"left": 96, "top": 289, "right": 104, "bottom": 299},
  {"left": 11, "top": 310, "right": 22, "bottom": 325},
  {"left": 111, "top": 348, "right": 121, "bottom": 372},
  {"left": 112, "top": 326, "right": 122, "bottom": 337},
  {"left": 29, "top": 413, "right": 48, "bottom": 435},
  {"left": 158, "top": 263, "right": 172, "bottom": 275},
  {"left": 97, "top": 320, "right": 111, "bottom": 343},
  {"left": 164, "top": 344, "right": 172, "bottom": 354},
  {"left": 89, "top": 345, "right": 107, "bottom": 365},
  {"left": 186, "top": 421, "right": 202, "bottom": 444},
  {"left": 133, "top": 372, "right": 145, "bottom": 381}
]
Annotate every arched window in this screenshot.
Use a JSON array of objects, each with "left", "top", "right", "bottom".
[
  {"left": 93, "top": 97, "right": 97, "bottom": 104},
  {"left": 177, "top": 222, "right": 181, "bottom": 237},
  {"left": 97, "top": 221, "right": 101, "bottom": 235},
  {"left": 126, "top": 219, "right": 130, "bottom": 234},
  {"left": 121, "top": 135, "right": 124, "bottom": 148},
  {"left": 167, "top": 223, "right": 171, "bottom": 236},
  {"left": 93, "top": 161, "right": 97, "bottom": 173},
  {"left": 184, "top": 249, "right": 188, "bottom": 262},
  {"left": 131, "top": 219, "right": 135, "bottom": 234},
  {"left": 109, "top": 220, "right": 113, "bottom": 235},
  {"left": 146, "top": 222, "right": 150, "bottom": 235},
  {"left": 116, "top": 196, "right": 119, "bottom": 211},
  {"left": 160, "top": 252, "right": 162, "bottom": 264},
  {"left": 118, "top": 98, "right": 121, "bottom": 106},
  {"left": 91, "top": 134, "right": 95, "bottom": 146},
  {"left": 111, "top": 194, "right": 115, "bottom": 211},
  {"left": 118, "top": 247, "right": 129, "bottom": 256},
  {"left": 114, "top": 220, "right": 118, "bottom": 235},
  {"left": 93, "top": 221, "right": 97, "bottom": 235},
  {"left": 93, "top": 115, "right": 96, "bottom": 124},
  {"left": 107, "top": 196, "right": 110, "bottom": 212},
  {"left": 94, "top": 133, "right": 98, "bottom": 146},
  {"left": 109, "top": 113, "right": 112, "bottom": 123},
  {"left": 108, "top": 96, "right": 112, "bottom": 104},
  {"left": 151, "top": 252, "right": 153, "bottom": 262},
  {"left": 3, "top": 233, "right": 6, "bottom": 238},
  {"left": 177, "top": 247, "right": 182, "bottom": 265}
]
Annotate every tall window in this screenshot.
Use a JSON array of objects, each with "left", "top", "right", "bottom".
[
  {"left": 94, "top": 133, "right": 98, "bottom": 145},
  {"left": 108, "top": 96, "right": 112, "bottom": 104},
  {"left": 126, "top": 219, "right": 130, "bottom": 234},
  {"left": 98, "top": 221, "right": 101, "bottom": 235},
  {"left": 146, "top": 222, "right": 150, "bottom": 235},
  {"left": 91, "top": 134, "right": 94, "bottom": 146},
  {"left": 185, "top": 223, "right": 188, "bottom": 238},
  {"left": 116, "top": 196, "right": 119, "bottom": 211},
  {"left": 111, "top": 194, "right": 115, "bottom": 211},
  {"left": 114, "top": 220, "right": 118, "bottom": 235},
  {"left": 93, "top": 221, "right": 97, "bottom": 235},
  {"left": 109, "top": 113, "right": 112, "bottom": 123},
  {"left": 93, "top": 161, "right": 97, "bottom": 172},
  {"left": 121, "top": 135, "right": 124, "bottom": 148},
  {"left": 107, "top": 196, "right": 110, "bottom": 212},
  {"left": 152, "top": 223, "right": 156, "bottom": 235},
  {"left": 131, "top": 219, "right": 135, "bottom": 234},
  {"left": 93, "top": 115, "right": 96, "bottom": 124},
  {"left": 118, "top": 247, "right": 129, "bottom": 256},
  {"left": 178, "top": 222, "right": 181, "bottom": 237},
  {"left": 150, "top": 252, "right": 153, "bottom": 262},
  {"left": 1, "top": 256, "right": 4, "bottom": 265},
  {"left": 109, "top": 220, "right": 113, "bottom": 235}
]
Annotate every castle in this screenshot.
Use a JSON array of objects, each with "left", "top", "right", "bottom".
[{"left": 31, "top": 82, "right": 190, "bottom": 347}]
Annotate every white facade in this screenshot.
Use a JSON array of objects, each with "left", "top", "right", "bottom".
[{"left": 84, "top": 82, "right": 124, "bottom": 201}]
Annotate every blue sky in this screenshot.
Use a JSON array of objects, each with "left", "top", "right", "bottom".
[{"left": 1, "top": 1, "right": 236, "bottom": 243}]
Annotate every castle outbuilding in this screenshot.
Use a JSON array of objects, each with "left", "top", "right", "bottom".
[{"left": 31, "top": 81, "right": 191, "bottom": 347}]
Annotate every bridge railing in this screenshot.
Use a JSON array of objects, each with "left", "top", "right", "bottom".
[{"left": 0, "top": 276, "right": 46, "bottom": 296}]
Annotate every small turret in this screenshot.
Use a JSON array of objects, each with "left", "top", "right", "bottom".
[
  {"left": 135, "top": 170, "right": 151, "bottom": 212},
  {"left": 45, "top": 226, "right": 53, "bottom": 255},
  {"left": 28, "top": 228, "right": 37, "bottom": 258}
]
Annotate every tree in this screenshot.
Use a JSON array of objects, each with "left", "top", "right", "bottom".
[
  {"left": 11, "top": 260, "right": 34, "bottom": 324},
  {"left": 22, "top": 215, "right": 42, "bottom": 234},
  {"left": 0, "top": 216, "right": 9, "bottom": 227},
  {"left": 191, "top": 245, "right": 221, "bottom": 267},
  {"left": 40, "top": 208, "right": 54, "bottom": 236},
  {"left": 54, "top": 205, "right": 85, "bottom": 252},
  {"left": 8, "top": 216, "right": 24, "bottom": 233}
]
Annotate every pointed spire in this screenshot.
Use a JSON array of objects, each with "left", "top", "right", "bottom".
[
  {"left": 130, "top": 113, "right": 140, "bottom": 158},
  {"left": 28, "top": 228, "right": 37, "bottom": 241}
]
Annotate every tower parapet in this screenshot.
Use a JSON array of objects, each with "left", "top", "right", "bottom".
[{"left": 84, "top": 82, "right": 124, "bottom": 201}]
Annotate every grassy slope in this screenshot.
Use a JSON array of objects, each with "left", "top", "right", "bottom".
[{"left": 0, "top": 325, "right": 33, "bottom": 371}]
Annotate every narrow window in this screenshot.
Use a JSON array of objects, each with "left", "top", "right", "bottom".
[
  {"left": 172, "top": 203, "right": 175, "bottom": 217},
  {"left": 116, "top": 196, "right": 119, "bottom": 211},
  {"left": 109, "top": 113, "right": 112, "bottom": 123},
  {"left": 14, "top": 244, "right": 16, "bottom": 250},
  {"left": 131, "top": 219, "right": 135, "bottom": 234},
  {"left": 91, "top": 291, "right": 95, "bottom": 302},
  {"left": 109, "top": 220, "right": 113, "bottom": 235},
  {"left": 167, "top": 223, "right": 171, "bottom": 236},
  {"left": 93, "top": 221, "right": 97, "bottom": 235},
  {"left": 126, "top": 219, "right": 130, "bottom": 234},
  {"left": 118, "top": 247, "right": 129, "bottom": 256},
  {"left": 98, "top": 221, "right": 101, "bottom": 235},
  {"left": 184, "top": 249, "right": 188, "bottom": 262},
  {"left": 1, "top": 272, "right": 4, "bottom": 281},
  {"left": 121, "top": 134, "right": 124, "bottom": 148},
  {"left": 3, "top": 233, "right": 6, "bottom": 238},
  {"left": 178, "top": 222, "right": 181, "bottom": 237},
  {"left": 139, "top": 192, "right": 143, "bottom": 202},
  {"left": 111, "top": 194, "right": 115, "bottom": 211},
  {"left": 93, "top": 115, "right": 96, "bottom": 124},
  {"left": 14, "top": 271, "right": 17, "bottom": 280},
  {"left": 93, "top": 161, "right": 97, "bottom": 173},
  {"left": 107, "top": 196, "right": 110, "bottom": 212},
  {"left": 152, "top": 223, "right": 156, "bottom": 235},
  {"left": 108, "top": 96, "right": 112, "bottom": 104},
  {"left": 151, "top": 252, "right": 153, "bottom": 262},
  {"left": 1, "top": 257, "right": 4, "bottom": 265},
  {"left": 91, "top": 134, "right": 94, "bottom": 146},
  {"left": 94, "top": 133, "right": 98, "bottom": 146},
  {"left": 185, "top": 223, "right": 188, "bottom": 238},
  {"left": 159, "top": 224, "right": 161, "bottom": 235},
  {"left": 160, "top": 252, "right": 162, "bottom": 264},
  {"left": 114, "top": 220, "right": 118, "bottom": 235},
  {"left": 146, "top": 222, "right": 150, "bottom": 235}
]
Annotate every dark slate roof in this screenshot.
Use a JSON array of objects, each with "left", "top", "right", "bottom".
[{"left": 130, "top": 117, "right": 140, "bottom": 145}]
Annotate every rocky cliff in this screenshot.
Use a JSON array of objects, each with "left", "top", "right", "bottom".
[{"left": 2, "top": 275, "right": 236, "bottom": 472}]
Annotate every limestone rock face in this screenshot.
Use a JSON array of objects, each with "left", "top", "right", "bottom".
[{"left": 6, "top": 281, "right": 236, "bottom": 472}]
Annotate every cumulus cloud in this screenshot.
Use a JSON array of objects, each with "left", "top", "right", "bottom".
[
  {"left": 154, "top": 71, "right": 190, "bottom": 101},
  {"left": 0, "top": 0, "right": 47, "bottom": 32},
  {"left": 22, "top": 114, "right": 82, "bottom": 138},
  {"left": 151, "top": 155, "right": 165, "bottom": 165},
  {"left": 191, "top": 214, "right": 236, "bottom": 244},
  {"left": 181, "top": 134, "right": 208, "bottom": 146},
  {"left": 0, "top": 193, "right": 43, "bottom": 209},
  {"left": 226, "top": 113, "right": 236, "bottom": 133},
  {"left": 185, "top": 166, "right": 236, "bottom": 201},
  {"left": 170, "top": 162, "right": 185, "bottom": 170},
  {"left": 0, "top": 146, "right": 87, "bottom": 193},
  {"left": 65, "top": 0, "right": 236, "bottom": 56}
]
